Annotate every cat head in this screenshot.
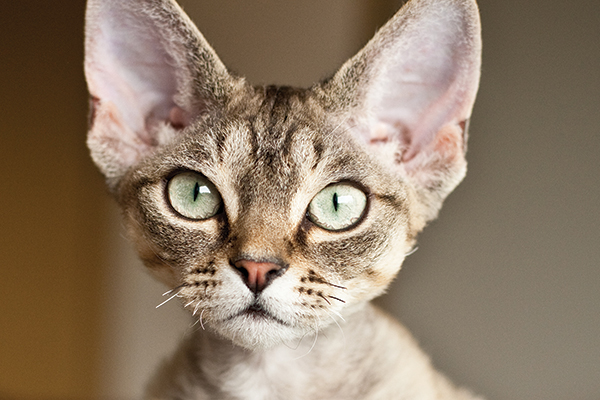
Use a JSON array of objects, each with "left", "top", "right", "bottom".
[{"left": 85, "top": 0, "right": 481, "bottom": 349}]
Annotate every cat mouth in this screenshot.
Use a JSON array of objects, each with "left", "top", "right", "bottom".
[{"left": 227, "top": 302, "right": 289, "bottom": 326}]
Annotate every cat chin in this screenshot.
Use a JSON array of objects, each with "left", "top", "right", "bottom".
[{"left": 209, "top": 313, "right": 313, "bottom": 351}]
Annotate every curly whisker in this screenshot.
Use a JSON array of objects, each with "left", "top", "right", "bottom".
[
  {"left": 199, "top": 309, "right": 206, "bottom": 330},
  {"left": 295, "top": 317, "right": 320, "bottom": 360},
  {"left": 189, "top": 318, "right": 201, "bottom": 329},
  {"left": 291, "top": 309, "right": 321, "bottom": 359},
  {"left": 193, "top": 301, "right": 202, "bottom": 316},
  {"left": 329, "top": 309, "right": 346, "bottom": 323},
  {"left": 282, "top": 333, "right": 306, "bottom": 351},
  {"left": 327, "top": 311, "right": 346, "bottom": 341},
  {"left": 309, "top": 319, "right": 320, "bottom": 351},
  {"left": 405, "top": 246, "right": 419, "bottom": 257}
]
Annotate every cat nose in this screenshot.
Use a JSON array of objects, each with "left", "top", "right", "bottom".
[{"left": 233, "top": 259, "right": 288, "bottom": 294}]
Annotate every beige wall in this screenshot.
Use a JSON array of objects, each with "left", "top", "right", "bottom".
[{"left": 1, "top": 1, "right": 599, "bottom": 399}]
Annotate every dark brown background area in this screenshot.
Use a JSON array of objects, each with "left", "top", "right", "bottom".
[
  {"left": 1, "top": 1, "right": 598, "bottom": 399},
  {"left": 0, "top": 2, "right": 103, "bottom": 398}
]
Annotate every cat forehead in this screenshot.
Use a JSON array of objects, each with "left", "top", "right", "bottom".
[{"left": 181, "top": 86, "right": 367, "bottom": 178}]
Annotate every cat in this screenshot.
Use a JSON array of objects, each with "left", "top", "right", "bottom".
[{"left": 84, "top": 0, "right": 482, "bottom": 398}]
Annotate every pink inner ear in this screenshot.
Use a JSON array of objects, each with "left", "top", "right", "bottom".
[
  {"left": 85, "top": 2, "right": 182, "bottom": 139},
  {"left": 88, "top": 96, "right": 100, "bottom": 128},
  {"left": 369, "top": 123, "right": 393, "bottom": 144},
  {"left": 169, "top": 106, "right": 190, "bottom": 130},
  {"left": 400, "top": 120, "right": 468, "bottom": 164},
  {"left": 348, "top": 0, "right": 480, "bottom": 168},
  {"left": 430, "top": 123, "right": 465, "bottom": 161}
]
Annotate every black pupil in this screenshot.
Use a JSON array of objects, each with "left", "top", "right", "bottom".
[
  {"left": 193, "top": 182, "right": 200, "bottom": 201},
  {"left": 333, "top": 192, "right": 338, "bottom": 211}
]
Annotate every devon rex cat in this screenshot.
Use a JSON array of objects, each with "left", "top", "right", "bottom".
[{"left": 84, "top": 0, "right": 483, "bottom": 398}]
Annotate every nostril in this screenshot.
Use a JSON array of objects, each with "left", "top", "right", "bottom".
[
  {"left": 233, "top": 259, "right": 288, "bottom": 293},
  {"left": 236, "top": 264, "right": 250, "bottom": 280}
]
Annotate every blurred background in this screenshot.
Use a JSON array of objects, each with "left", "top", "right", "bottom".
[{"left": 1, "top": 0, "right": 598, "bottom": 399}]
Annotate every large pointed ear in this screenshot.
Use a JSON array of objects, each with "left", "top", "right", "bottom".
[
  {"left": 322, "top": 0, "right": 481, "bottom": 226},
  {"left": 85, "top": 0, "right": 240, "bottom": 189}
]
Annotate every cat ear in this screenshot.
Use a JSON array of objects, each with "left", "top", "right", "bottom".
[
  {"left": 323, "top": 0, "right": 481, "bottom": 224},
  {"left": 85, "top": 0, "right": 238, "bottom": 188}
]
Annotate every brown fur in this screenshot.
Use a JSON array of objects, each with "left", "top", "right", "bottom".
[{"left": 85, "top": 0, "right": 483, "bottom": 398}]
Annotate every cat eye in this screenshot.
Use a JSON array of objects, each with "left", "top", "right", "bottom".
[
  {"left": 167, "top": 172, "right": 222, "bottom": 220},
  {"left": 307, "top": 183, "right": 368, "bottom": 231}
]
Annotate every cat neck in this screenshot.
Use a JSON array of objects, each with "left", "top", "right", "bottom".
[
  {"left": 147, "top": 304, "right": 462, "bottom": 400},
  {"left": 193, "top": 304, "right": 376, "bottom": 398}
]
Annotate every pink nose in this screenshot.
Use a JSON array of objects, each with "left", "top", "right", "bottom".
[{"left": 234, "top": 259, "right": 287, "bottom": 293}]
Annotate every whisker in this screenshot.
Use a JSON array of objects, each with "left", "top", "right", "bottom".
[
  {"left": 311, "top": 274, "right": 347, "bottom": 290},
  {"left": 156, "top": 292, "right": 180, "bottom": 309},
  {"left": 327, "top": 118, "right": 348, "bottom": 136},
  {"left": 284, "top": 334, "right": 305, "bottom": 351},
  {"left": 325, "top": 282, "right": 347, "bottom": 290},
  {"left": 193, "top": 301, "right": 201, "bottom": 316},
  {"left": 405, "top": 246, "right": 419, "bottom": 257},
  {"left": 295, "top": 319, "right": 320, "bottom": 360},
  {"left": 285, "top": 325, "right": 312, "bottom": 353},
  {"left": 292, "top": 310, "right": 322, "bottom": 360},
  {"left": 329, "top": 309, "right": 346, "bottom": 323},
  {"left": 327, "top": 312, "right": 346, "bottom": 341},
  {"left": 318, "top": 293, "right": 331, "bottom": 305},
  {"left": 282, "top": 337, "right": 298, "bottom": 351},
  {"left": 328, "top": 295, "right": 346, "bottom": 304},
  {"left": 326, "top": 113, "right": 355, "bottom": 138},
  {"left": 332, "top": 123, "right": 358, "bottom": 139},
  {"left": 163, "top": 283, "right": 186, "bottom": 297},
  {"left": 308, "top": 320, "right": 320, "bottom": 353},
  {"left": 199, "top": 309, "right": 206, "bottom": 330}
]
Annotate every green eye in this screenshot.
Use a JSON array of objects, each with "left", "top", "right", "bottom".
[
  {"left": 307, "top": 183, "right": 367, "bottom": 231},
  {"left": 167, "top": 172, "right": 222, "bottom": 220}
]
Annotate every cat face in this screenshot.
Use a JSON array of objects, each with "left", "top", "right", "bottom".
[
  {"left": 84, "top": 0, "right": 481, "bottom": 349},
  {"left": 118, "top": 87, "right": 415, "bottom": 348}
]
